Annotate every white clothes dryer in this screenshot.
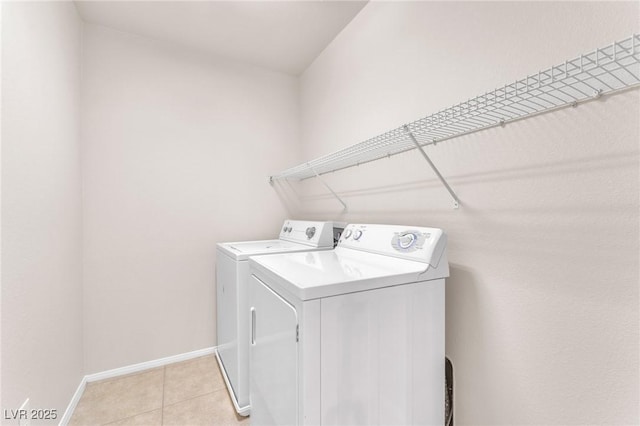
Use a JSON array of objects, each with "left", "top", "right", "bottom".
[
  {"left": 248, "top": 223, "right": 449, "bottom": 425},
  {"left": 215, "top": 220, "right": 344, "bottom": 416}
]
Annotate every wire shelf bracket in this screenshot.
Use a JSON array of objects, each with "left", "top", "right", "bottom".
[
  {"left": 403, "top": 125, "right": 460, "bottom": 209},
  {"left": 269, "top": 34, "right": 640, "bottom": 208},
  {"left": 309, "top": 163, "right": 348, "bottom": 211}
]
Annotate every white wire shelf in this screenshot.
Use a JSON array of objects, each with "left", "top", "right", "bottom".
[{"left": 271, "top": 34, "right": 640, "bottom": 184}]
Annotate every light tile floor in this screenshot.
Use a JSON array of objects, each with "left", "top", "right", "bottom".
[{"left": 69, "top": 355, "right": 249, "bottom": 426}]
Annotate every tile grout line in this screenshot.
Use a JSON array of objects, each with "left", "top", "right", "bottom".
[
  {"left": 162, "top": 356, "right": 227, "bottom": 409},
  {"left": 91, "top": 368, "right": 166, "bottom": 426},
  {"left": 101, "top": 408, "right": 160, "bottom": 426},
  {"left": 161, "top": 366, "right": 166, "bottom": 425},
  {"left": 162, "top": 388, "right": 229, "bottom": 410},
  {"left": 83, "top": 355, "right": 226, "bottom": 426}
]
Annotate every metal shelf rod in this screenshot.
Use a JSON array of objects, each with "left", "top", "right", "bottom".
[
  {"left": 308, "top": 163, "right": 348, "bottom": 212},
  {"left": 404, "top": 126, "right": 460, "bottom": 209}
]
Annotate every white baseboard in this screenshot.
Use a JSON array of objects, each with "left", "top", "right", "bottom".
[
  {"left": 85, "top": 346, "right": 216, "bottom": 383},
  {"left": 59, "top": 346, "right": 216, "bottom": 425},
  {"left": 59, "top": 378, "right": 86, "bottom": 426}
]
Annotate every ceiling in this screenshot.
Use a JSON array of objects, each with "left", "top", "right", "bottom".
[{"left": 74, "top": 1, "right": 367, "bottom": 75}]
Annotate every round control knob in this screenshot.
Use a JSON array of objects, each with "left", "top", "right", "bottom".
[
  {"left": 287, "top": 227, "right": 292, "bottom": 232},
  {"left": 305, "top": 226, "right": 316, "bottom": 239},
  {"left": 353, "top": 230, "right": 363, "bottom": 240},
  {"left": 283, "top": 226, "right": 287, "bottom": 233},
  {"left": 343, "top": 229, "right": 352, "bottom": 239},
  {"left": 398, "top": 232, "right": 417, "bottom": 249}
]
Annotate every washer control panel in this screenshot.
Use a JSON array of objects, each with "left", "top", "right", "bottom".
[
  {"left": 338, "top": 224, "right": 446, "bottom": 266},
  {"left": 305, "top": 226, "right": 316, "bottom": 239},
  {"left": 279, "top": 220, "right": 345, "bottom": 248}
]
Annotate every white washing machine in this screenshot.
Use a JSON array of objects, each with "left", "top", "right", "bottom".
[
  {"left": 216, "top": 220, "right": 344, "bottom": 416},
  {"left": 248, "top": 223, "right": 449, "bottom": 425}
]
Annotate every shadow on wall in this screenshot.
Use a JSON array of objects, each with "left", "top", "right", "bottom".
[
  {"left": 268, "top": 147, "right": 639, "bottom": 422},
  {"left": 444, "top": 264, "right": 493, "bottom": 420},
  {"left": 270, "top": 178, "right": 300, "bottom": 218},
  {"left": 269, "top": 83, "right": 639, "bottom": 422},
  {"left": 277, "top": 149, "right": 638, "bottom": 213}
]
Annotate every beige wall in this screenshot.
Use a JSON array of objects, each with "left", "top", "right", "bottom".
[
  {"left": 1, "top": 1, "right": 83, "bottom": 422},
  {"left": 297, "top": 2, "right": 639, "bottom": 424},
  {"left": 2, "top": 2, "right": 638, "bottom": 423},
  {"left": 81, "top": 24, "right": 299, "bottom": 373}
]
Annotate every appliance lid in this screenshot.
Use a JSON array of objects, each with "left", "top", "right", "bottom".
[
  {"left": 249, "top": 246, "right": 445, "bottom": 300},
  {"left": 217, "top": 239, "right": 321, "bottom": 261}
]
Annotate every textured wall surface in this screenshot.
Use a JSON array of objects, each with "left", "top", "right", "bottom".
[
  {"left": 1, "top": 2, "right": 83, "bottom": 422},
  {"left": 296, "top": 2, "right": 639, "bottom": 424},
  {"left": 81, "top": 24, "right": 300, "bottom": 373},
  {"left": 2, "top": 2, "right": 638, "bottom": 424}
]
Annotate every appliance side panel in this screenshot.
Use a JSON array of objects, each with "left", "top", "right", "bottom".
[
  {"left": 411, "top": 279, "right": 445, "bottom": 425},
  {"left": 216, "top": 250, "right": 239, "bottom": 392},
  {"left": 300, "top": 299, "right": 321, "bottom": 426},
  {"left": 236, "top": 260, "right": 250, "bottom": 408},
  {"left": 249, "top": 275, "right": 299, "bottom": 426},
  {"left": 320, "top": 281, "right": 445, "bottom": 425}
]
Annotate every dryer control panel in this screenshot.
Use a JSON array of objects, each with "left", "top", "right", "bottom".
[{"left": 338, "top": 224, "right": 447, "bottom": 267}]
